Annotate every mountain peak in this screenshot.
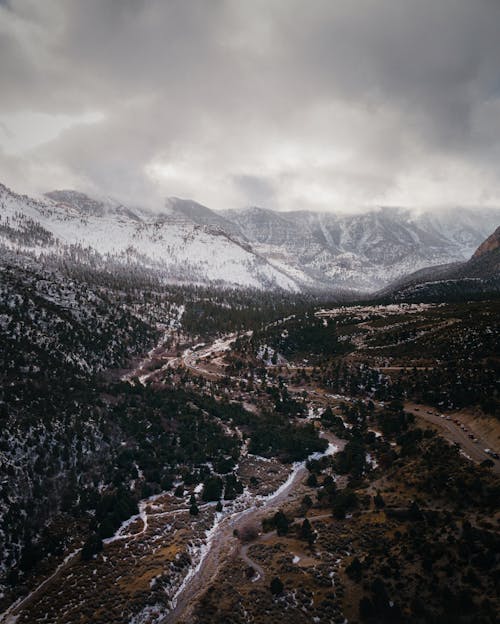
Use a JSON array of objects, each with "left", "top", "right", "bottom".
[
  {"left": 45, "top": 189, "right": 144, "bottom": 221},
  {"left": 166, "top": 197, "right": 243, "bottom": 237},
  {"left": 45, "top": 189, "right": 106, "bottom": 215},
  {"left": 2, "top": 180, "right": 499, "bottom": 293}
]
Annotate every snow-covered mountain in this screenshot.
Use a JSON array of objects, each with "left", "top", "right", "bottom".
[
  {"left": 220, "top": 206, "right": 500, "bottom": 290},
  {"left": 1, "top": 182, "right": 498, "bottom": 292},
  {"left": 0, "top": 184, "right": 298, "bottom": 291},
  {"left": 377, "top": 225, "right": 500, "bottom": 302}
]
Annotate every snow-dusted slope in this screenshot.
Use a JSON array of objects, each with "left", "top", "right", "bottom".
[
  {"left": 378, "top": 224, "right": 500, "bottom": 302},
  {"left": 0, "top": 184, "right": 298, "bottom": 291},
  {"left": 1, "top": 182, "right": 497, "bottom": 292},
  {"left": 221, "top": 206, "right": 500, "bottom": 290}
]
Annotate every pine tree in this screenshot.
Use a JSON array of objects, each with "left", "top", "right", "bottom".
[{"left": 270, "top": 577, "right": 284, "bottom": 595}]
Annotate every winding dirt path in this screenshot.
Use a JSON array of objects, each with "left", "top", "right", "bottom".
[
  {"left": 0, "top": 549, "right": 82, "bottom": 624},
  {"left": 162, "top": 431, "right": 342, "bottom": 624},
  {"left": 162, "top": 460, "right": 310, "bottom": 623},
  {"left": 2, "top": 322, "right": 394, "bottom": 624},
  {"left": 240, "top": 543, "right": 266, "bottom": 581}
]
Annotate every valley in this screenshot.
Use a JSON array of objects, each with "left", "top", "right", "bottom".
[
  {"left": 2, "top": 4, "right": 500, "bottom": 624},
  {"left": 0, "top": 185, "right": 498, "bottom": 624},
  {"left": 1, "top": 294, "right": 498, "bottom": 624}
]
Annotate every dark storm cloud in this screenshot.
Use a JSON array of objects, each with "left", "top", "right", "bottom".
[{"left": 1, "top": 0, "right": 500, "bottom": 211}]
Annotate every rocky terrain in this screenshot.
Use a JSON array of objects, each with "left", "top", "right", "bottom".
[{"left": 220, "top": 205, "right": 499, "bottom": 290}]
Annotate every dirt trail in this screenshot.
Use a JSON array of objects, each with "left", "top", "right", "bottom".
[
  {"left": 161, "top": 400, "right": 342, "bottom": 624},
  {"left": 162, "top": 461, "right": 311, "bottom": 624},
  {"left": 240, "top": 543, "right": 265, "bottom": 581},
  {"left": 135, "top": 332, "right": 500, "bottom": 622},
  {"left": 8, "top": 321, "right": 493, "bottom": 624},
  {"left": 0, "top": 549, "right": 82, "bottom": 624}
]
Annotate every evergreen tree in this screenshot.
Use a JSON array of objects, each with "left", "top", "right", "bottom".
[{"left": 270, "top": 577, "right": 284, "bottom": 595}]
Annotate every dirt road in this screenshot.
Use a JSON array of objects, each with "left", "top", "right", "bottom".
[
  {"left": 240, "top": 543, "right": 266, "bottom": 581},
  {"left": 0, "top": 549, "right": 82, "bottom": 624},
  {"left": 405, "top": 403, "right": 500, "bottom": 474}
]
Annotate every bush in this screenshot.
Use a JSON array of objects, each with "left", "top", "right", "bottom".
[
  {"left": 374, "top": 492, "right": 385, "bottom": 509},
  {"left": 299, "top": 518, "right": 315, "bottom": 545},
  {"left": 332, "top": 488, "right": 358, "bottom": 519},
  {"left": 202, "top": 476, "right": 223, "bottom": 502},
  {"left": 274, "top": 510, "right": 290, "bottom": 536},
  {"left": 238, "top": 524, "right": 259, "bottom": 543},
  {"left": 307, "top": 473, "right": 318, "bottom": 487}
]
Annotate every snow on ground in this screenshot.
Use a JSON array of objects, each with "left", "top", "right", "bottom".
[
  {"left": 307, "top": 404, "right": 324, "bottom": 420},
  {"left": 0, "top": 185, "right": 299, "bottom": 291},
  {"left": 366, "top": 453, "right": 379, "bottom": 469},
  {"left": 309, "top": 442, "right": 338, "bottom": 461},
  {"left": 0, "top": 548, "right": 82, "bottom": 624},
  {"left": 316, "top": 302, "right": 444, "bottom": 320},
  {"left": 164, "top": 436, "right": 342, "bottom": 614},
  {"left": 128, "top": 603, "right": 166, "bottom": 624}
]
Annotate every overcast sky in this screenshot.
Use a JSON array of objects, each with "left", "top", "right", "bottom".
[{"left": 1, "top": 0, "right": 500, "bottom": 212}]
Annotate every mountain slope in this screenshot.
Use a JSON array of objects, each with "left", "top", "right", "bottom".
[
  {"left": 1, "top": 181, "right": 498, "bottom": 292},
  {"left": 378, "top": 225, "right": 500, "bottom": 302},
  {"left": 0, "top": 184, "right": 298, "bottom": 291},
  {"left": 472, "top": 225, "right": 500, "bottom": 260},
  {"left": 220, "top": 206, "right": 499, "bottom": 291},
  {"left": 166, "top": 197, "right": 243, "bottom": 238}
]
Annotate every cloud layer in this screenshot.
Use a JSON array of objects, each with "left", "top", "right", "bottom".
[{"left": 1, "top": 0, "right": 500, "bottom": 212}]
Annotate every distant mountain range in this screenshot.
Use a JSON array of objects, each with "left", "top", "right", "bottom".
[
  {"left": 379, "top": 226, "right": 500, "bottom": 302},
  {"left": 0, "top": 182, "right": 498, "bottom": 292},
  {"left": 217, "top": 204, "right": 499, "bottom": 290}
]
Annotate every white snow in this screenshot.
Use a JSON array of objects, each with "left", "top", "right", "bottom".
[{"left": 0, "top": 185, "right": 299, "bottom": 291}]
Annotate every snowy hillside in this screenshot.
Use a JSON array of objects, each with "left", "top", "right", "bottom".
[
  {"left": 221, "top": 206, "right": 500, "bottom": 290},
  {"left": 1, "top": 182, "right": 498, "bottom": 292},
  {"left": 0, "top": 184, "right": 298, "bottom": 292},
  {"left": 377, "top": 224, "right": 500, "bottom": 303}
]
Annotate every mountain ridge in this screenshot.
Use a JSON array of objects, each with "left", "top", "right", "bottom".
[
  {"left": 377, "top": 225, "right": 500, "bottom": 302},
  {"left": 473, "top": 225, "right": 500, "bottom": 259},
  {"left": 1, "top": 181, "right": 498, "bottom": 292},
  {"left": 0, "top": 184, "right": 299, "bottom": 292},
  {"left": 219, "top": 203, "right": 499, "bottom": 290}
]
